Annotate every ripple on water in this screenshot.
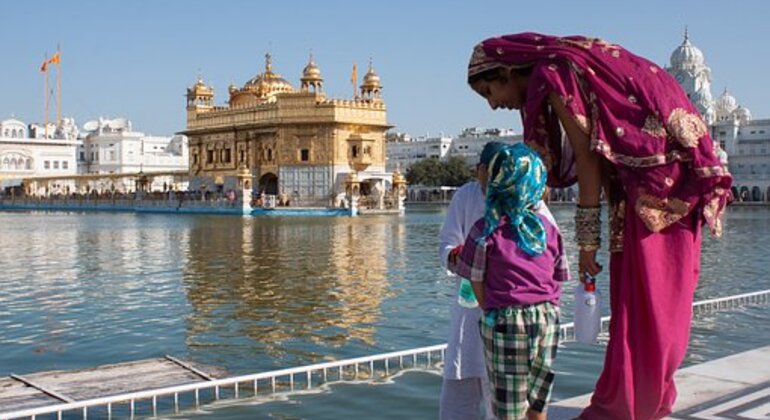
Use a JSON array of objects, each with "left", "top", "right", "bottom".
[{"left": 0, "top": 208, "right": 768, "bottom": 386}]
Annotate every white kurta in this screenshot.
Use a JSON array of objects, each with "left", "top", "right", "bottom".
[
  {"left": 438, "top": 181, "right": 558, "bottom": 380},
  {"left": 438, "top": 181, "right": 487, "bottom": 380}
]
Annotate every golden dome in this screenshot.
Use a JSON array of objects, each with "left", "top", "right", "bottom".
[
  {"left": 361, "top": 59, "right": 381, "bottom": 90},
  {"left": 242, "top": 53, "right": 294, "bottom": 99},
  {"left": 189, "top": 75, "right": 214, "bottom": 96},
  {"left": 301, "top": 55, "right": 322, "bottom": 82}
]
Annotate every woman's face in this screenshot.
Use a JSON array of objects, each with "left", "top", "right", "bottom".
[{"left": 471, "top": 71, "right": 525, "bottom": 110}]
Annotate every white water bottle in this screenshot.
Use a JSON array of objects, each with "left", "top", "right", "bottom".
[
  {"left": 574, "top": 274, "right": 601, "bottom": 344},
  {"left": 457, "top": 278, "right": 479, "bottom": 308}
]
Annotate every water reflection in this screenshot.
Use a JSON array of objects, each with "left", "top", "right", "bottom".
[
  {"left": 0, "top": 206, "right": 766, "bottom": 381},
  {"left": 181, "top": 216, "right": 403, "bottom": 368}
]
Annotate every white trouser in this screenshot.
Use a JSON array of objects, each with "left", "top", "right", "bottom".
[{"left": 439, "top": 377, "right": 495, "bottom": 420}]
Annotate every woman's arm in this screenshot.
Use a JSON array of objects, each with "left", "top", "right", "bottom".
[{"left": 548, "top": 92, "right": 603, "bottom": 277}]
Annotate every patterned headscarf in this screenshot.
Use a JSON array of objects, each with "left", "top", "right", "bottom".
[
  {"left": 467, "top": 33, "right": 732, "bottom": 236},
  {"left": 480, "top": 143, "right": 547, "bottom": 256}
]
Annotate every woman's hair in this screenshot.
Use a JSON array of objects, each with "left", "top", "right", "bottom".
[{"left": 467, "top": 65, "right": 534, "bottom": 85}]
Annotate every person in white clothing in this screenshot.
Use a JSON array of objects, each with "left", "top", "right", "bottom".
[
  {"left": 438, "top": 141, "right": 505, "bottom": 420},
  {"left": 438, "top": 141, "right": 559, "bottom": 420}
]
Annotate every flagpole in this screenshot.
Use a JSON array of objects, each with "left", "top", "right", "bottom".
[
  {"left": 44, "top": 52, "right": 49, "bottom": 139},
  {"left": 56, "top": 45, "right": 61, "bottom": 125}
]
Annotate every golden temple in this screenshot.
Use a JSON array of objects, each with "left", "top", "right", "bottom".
[{"left": 182, "top": 54, "right": 404, "bottom": 211}]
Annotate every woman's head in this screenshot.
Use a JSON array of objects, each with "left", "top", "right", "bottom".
[{"left": 467, "top": 43, "right": 533, "bottom": 110}]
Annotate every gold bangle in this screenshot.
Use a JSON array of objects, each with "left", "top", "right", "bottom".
[{"left": 575, "top": 205, "right": 601, "bottom": 251}]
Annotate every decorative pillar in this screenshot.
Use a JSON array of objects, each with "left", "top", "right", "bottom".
[
  {"left": 237, "top": 164, "right": 253, "bottom": 214},
  {"left": 392, "top": 169, "right": 407, "bottom": 215},
  {"left": 345, "top": 171, "right": 360, "bottom": 216}
]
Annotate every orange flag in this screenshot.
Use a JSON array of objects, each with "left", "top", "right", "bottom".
[
  {"left": 351, "top": 63, "right": 358, "bottom": 97},
  {"left": 40, "top": 52, "right": 61, "bottom": 72}
]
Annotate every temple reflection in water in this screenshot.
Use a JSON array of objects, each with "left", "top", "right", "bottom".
[{"left": 180, "top": 215, "right": 406, "bottom": 366}]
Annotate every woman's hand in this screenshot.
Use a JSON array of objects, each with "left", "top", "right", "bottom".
[{"left": 579, "top": 249, "right": 602, "bottom": 279}]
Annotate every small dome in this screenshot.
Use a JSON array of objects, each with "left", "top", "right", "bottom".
[
  {"left": 733, "top": 105, "right": 752, "bottom": 124},
  {"left": 189, "top": 76, "right": 213, "bottom": 96},
  {"left": 228, "top": 83, "right": 238, "bottom": 94},
  {"left": 361, "top": 60, "right": 382, "bottom": 90},
  {"left": 715, "top": 88, "right": 738, "bottom": 115},
  {"left": 301, "top": 55, "right": 322, "bottom": 82},
  {"left": 670, "top": 30, "right": 704, "bottom": 69}
]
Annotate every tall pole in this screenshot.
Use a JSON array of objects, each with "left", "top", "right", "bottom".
[
  {"left": 56, "top": 45, "right": 61, "bottom": 125},
  {"left": 43, "top": 53, "right": 49, "bottom": 139}
]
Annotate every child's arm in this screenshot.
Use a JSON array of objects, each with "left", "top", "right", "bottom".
[
  {"left": 447, "top": 220, "right": 484, "bottom": 277},
  {"left": 471, "top": 280, "right": 485, "bottom": 309},
  {"left": 438, "top": 187, "right": 470, "bottom": 270},
  {"left": 448, "top": 220, "right": 488, "bottom": 306}
]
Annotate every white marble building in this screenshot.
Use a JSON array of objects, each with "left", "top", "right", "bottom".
[
  {"left": 449, "top": 127, "right": 520, "bottom": 166},
  {"left": 385, "top": 133, "right": 452, "bottom": 172},
  {"left": 668, "top": 31, "right": 770, "bottom": 201},
  {"left": 386, "top": 127, "right": 520, "bottom": 172},
  {"left": 78, "top": 117, "right": 189, "bottom": 191},
  {"left": 0, "top": 117, "right": 80, "bottom": 191}
]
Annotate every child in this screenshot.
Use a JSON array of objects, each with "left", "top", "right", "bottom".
[{"left": 448, "top": 143, "right": 569, "bottom": 420}]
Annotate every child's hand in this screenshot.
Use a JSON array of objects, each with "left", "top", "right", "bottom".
[{"left": 448, "top": 244, "right": 463, "bottom": 266}]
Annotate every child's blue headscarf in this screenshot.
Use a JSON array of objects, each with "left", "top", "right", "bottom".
[{"left": 480, "top": 143, "right": 547, "bottom": 256}]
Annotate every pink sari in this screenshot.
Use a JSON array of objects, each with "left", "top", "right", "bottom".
[{"left": 469, "top": 33, "right": 732, "bottom": 419}]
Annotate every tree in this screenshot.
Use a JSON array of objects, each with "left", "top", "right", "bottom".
[
  {"left": 405, "top": 156, "right": 474, "bottom": 187},
  {"left": 442, "top": 156, "right": 474, "bottom": 187}
]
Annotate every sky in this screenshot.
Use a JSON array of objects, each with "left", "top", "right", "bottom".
[{"left": 3, "top": 0, "right": 769, "bottom": 138}]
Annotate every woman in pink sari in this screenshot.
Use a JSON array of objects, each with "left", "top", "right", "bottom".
[{"left": 467, "top": 33, "right": 732, "bottom": 420}]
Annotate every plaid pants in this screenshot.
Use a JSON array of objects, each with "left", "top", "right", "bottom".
[{"left": 479, "top": 302, "right": 560, "bottom": 419}]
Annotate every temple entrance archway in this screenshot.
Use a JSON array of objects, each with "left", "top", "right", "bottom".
[{"left": 259, "top": 173, "right": 278, "bottom": 195}]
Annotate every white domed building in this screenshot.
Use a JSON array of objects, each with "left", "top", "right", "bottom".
[
  {"left": 667, "top": 30, "right": 715, "bottom": 124},
  {"left": 668, "top": 31, "right": 770, "bottom": 202},
  {"left": 0, "top": 117, "right": 80, "bottom": 192},
  {"left": 78, "top": 117, "right": 189, "bottom": 192}
]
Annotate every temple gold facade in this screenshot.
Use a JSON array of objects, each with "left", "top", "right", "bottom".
[{"left": 182, "top": 54, "right": 395, "bottom": 208}]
